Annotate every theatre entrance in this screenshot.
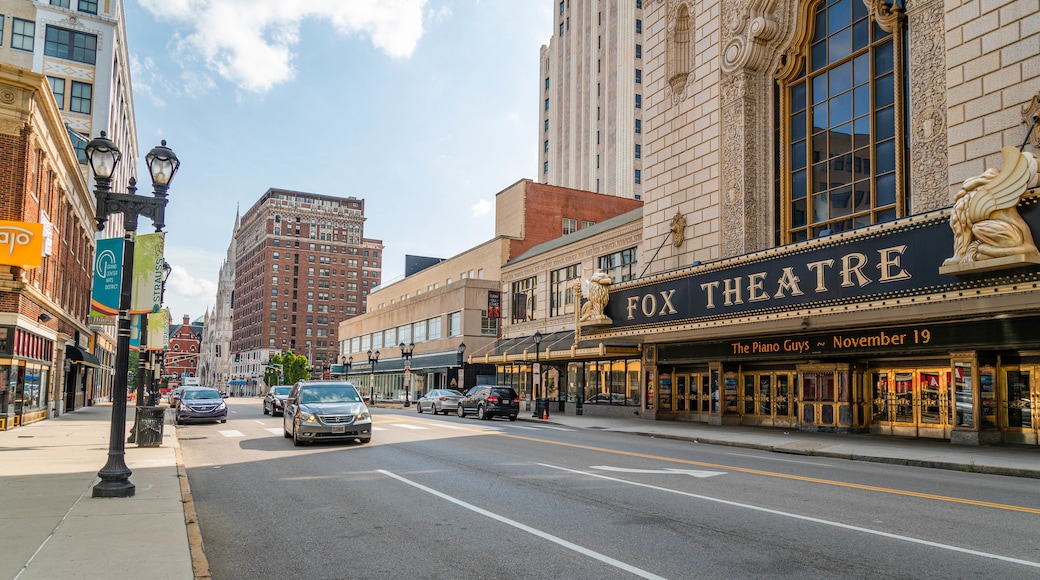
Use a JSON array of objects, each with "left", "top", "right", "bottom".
[{"left": 869, "top": 368, "right": 952, "bottom": 439}]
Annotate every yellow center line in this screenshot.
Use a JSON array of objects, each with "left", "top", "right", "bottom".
[{"left": 489, "top": 432, "right": 1040, "bottom": 515}]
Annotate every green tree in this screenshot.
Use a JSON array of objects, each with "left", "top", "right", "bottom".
[{"left": 264, "top": 352, "right": 311, "bottom": 387}]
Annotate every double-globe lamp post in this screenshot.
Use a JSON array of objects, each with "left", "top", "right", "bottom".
[
  {"left": 87, "top": 132, "right": 180, "bottom": 498},
  {"left": 399, "top": 342, "right": 415, "bottom": 407},
  {"left": 367, "top": 349, "right": 380, "bottom": 402},
  {"left": 531, "top": 331, "right": 544, "bottom": 418},
  {"left": 456, "top": 341, "right": 466, "bottom": 392}
]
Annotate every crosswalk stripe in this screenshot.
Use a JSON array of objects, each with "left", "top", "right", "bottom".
[
  {"left": 391, "top": 423, "right": 428, "bottom": 430},
  {"left": 266, "top": 428, "right": 282, "bottom": 435},
  {"left": 371, "top": 426, "right": 387, "bottom": 431},
  {"left": 219, "top": 430, "right": 245, "bottom": 437}
]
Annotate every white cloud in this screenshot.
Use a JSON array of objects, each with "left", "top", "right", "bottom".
[
  {"left": 471, "top": 199, "right": 492, "bottom": 218},
  {"left": 139, "top": 0, "right": 428, "bottom": 93}
]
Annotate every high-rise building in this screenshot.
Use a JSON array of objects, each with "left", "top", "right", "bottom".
[
  {"left": 230, "top": 189, "right": 382, "bottom": 391},
  {"left": 538, "top": 0, "right": 643, "bottom": 199},
  {"left": 0, "top": 0, "right": 139, "bottom": 237}
]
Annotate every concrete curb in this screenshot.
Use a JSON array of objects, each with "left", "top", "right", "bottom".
[{"left": 172, "top": 424, "right": 212, "bottom": 580}]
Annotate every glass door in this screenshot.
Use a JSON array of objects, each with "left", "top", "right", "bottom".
[
  {"left": 1004, "top": 369, "right": 1039, "bottom": 445},
  {"left": 741, "top": 372, "right": 797, "bottom": 425},
  {"left": 871, "top": 369, "right": 951, "bottom": 438}
]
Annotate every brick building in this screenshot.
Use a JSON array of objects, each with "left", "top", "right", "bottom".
[
  {"left": 166, "top": 314, "right": 202, "bottom": 387},
  {"left": 0, "top": 65, "right": 102, "bottom": 429},
  {"left": 231, "top": 189, "right": 383, "bottom": 394}
]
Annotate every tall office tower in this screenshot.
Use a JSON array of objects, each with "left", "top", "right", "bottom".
[
  {"left": 230, "top": 189, "right": 383, "bottom": 386},
  {"left": 538, "top": 0, "right": 643, "bottom": 199},
  {"left": 0, "top": 0, "right": 139, "bottom": 238}
]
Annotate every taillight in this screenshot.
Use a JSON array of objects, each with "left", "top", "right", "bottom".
[
  {"left": 512, "top": 397, "right": 520, "bottom": 403},
  {"left": 438, "top": 397, "right": 449, "bottom": 401},
  {"left": 488, "top": 395, "right": 499, "bottom": 403}
]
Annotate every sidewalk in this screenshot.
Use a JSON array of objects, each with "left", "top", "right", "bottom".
[
  {"left": 2, "top": 405, "right": 1037, "bottom": 580},
  {"left": 0, "top": 403, "right": 202, "bottom": 580}
]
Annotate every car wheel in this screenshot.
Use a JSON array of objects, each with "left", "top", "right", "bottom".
[
  {"left": 283, "top": 425, "right": 291, "bottom": 438},
  {"left": 263, "top": 404, "right": 269, "bottom": 415},
  {"left": 220, "top": 418, "right": 227, "bottom": 423},
  {"left": 457, "top": 405, "right": 465, "bottom": 418},
  {"left": 477, "top": 404, "right": 487, "bottom": 420},
  {"left": 358, "top": 437, "right": 371, "bottom": 445},
  {"left": 417, "top": 402, "right": 423, "bottom": 413},
  {"left": 292, "top": 426, "right": 305, "bottom": 447},
  {"left": 509, "top": 415, "right": 517, "bottom": 422}
]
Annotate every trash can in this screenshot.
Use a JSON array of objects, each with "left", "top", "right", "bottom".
[{"left": 134, "top": 406, "right": 166, "bottom": 447}]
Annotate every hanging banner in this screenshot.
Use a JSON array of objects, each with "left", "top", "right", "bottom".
[
  {"left": 148, "top": 308, "right": 170, "bottom": 351},
  {"left": 91, "top": 237, "right": 123, "bottom": 316},
  {"left": 0, "top": 220, "right": 44, "bottom": 269},
  {"left": 132, "top": 232, "right": 165, "bottom": 314}
]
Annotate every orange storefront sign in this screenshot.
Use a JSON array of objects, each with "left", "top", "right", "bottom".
[{"left": 0, "top": 220, "right": 44, "bottom": 269}]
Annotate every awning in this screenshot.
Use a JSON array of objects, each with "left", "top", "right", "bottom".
[
  {"left": 228, "top": 380, "right": 246, "bottom": 385},
  {"left": 468, "top": 330, "right": 641, "bottom": 365},
  {"left": 66, "top": 344, "right": 101, "bottom": 368}
]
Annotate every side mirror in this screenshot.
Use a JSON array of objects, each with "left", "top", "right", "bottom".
[{"left": 221, "top": 393, "right": 228, "bottom": 398}]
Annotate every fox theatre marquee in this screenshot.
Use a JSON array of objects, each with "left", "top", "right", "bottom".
[{"left": 587, "top": 148, "right": 1040, "bottom": 447}]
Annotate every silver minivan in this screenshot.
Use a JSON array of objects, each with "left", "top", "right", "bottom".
[{"left": 283, "top": 380, "right": 372, "bottom": 446}]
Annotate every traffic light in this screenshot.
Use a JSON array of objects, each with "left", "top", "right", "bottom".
[{"left": 234, "top": 353, "right": 240, "bottom": 362}]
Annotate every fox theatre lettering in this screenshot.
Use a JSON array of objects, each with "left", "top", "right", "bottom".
[{"left": 605, "top": 212, "right": 972, "bottom": 329}]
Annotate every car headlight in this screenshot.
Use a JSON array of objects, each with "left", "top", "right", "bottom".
[
  {"left": 217, "top": 401, "right": 226, "bottom": 410},
  {"left": 354, "top": 409, "right": 371, "bottom": 422},
  {"left": 300, "top": 411, "right": 318, "bottom": 423}
]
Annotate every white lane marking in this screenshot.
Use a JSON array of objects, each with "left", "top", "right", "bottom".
[
  {"left": 255, "top": 420, "right": 267, "bottom": 424},
  {"left": 722, "top": 452, "right": 836, "bottom": 467},
  {"left": 591, "top": 465, "right": 725, "bottom": 478},
  {"left": 266, "top": 428, "right": 282, "bottom": 435},
  {"left": 539, "top": 463, "right": 1040, "bottom": 570},
  {"left": 371, "top": 426, "right": 387, "bottom": 431},
  {"left": 392, "top": 424, "right": 428, "bottom": 430},
  {"left": 378, "top": 470, "right": 667, "bottom": 580},
  {"left": 510, "top": 425, "right": 543, "bottom": 430},
  {"left": 219, "top": 430, "right": 245, "bottom": 438},
  {"left": 537, "top": 425, "right": 575, "bottom": 431}
]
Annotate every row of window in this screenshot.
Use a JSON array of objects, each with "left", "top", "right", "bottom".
[
  {"left": 0, "top": 19, "right": 97, "bottom": 65},
  {"left": 513, "top": 246, "right": 638, "bottom": 323},
  {"left": 47, "top": 76, "right": 91, "bottom": 114},
  {"left": 345, "top": 310, "right": 497, "bottom": 356}
]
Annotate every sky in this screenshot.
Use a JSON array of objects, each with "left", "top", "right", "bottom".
[{"left": 122, "top": 0, "right": 553, "bottom": 322}]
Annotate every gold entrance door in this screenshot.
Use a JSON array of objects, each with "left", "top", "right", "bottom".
[
  {"left": 871, "top": 369, "right": 951, "bottom": 438},
  {"left": 742, "top": 372, "right": 797, "bottom": 427},
  {"left": 675, "top": 373, "right": 711, "bottom": 416},
  {"left": 1003, "top": 369, "right": 1039, "bottom": 445}
]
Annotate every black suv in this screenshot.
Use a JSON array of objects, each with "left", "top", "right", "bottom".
[{"left": 456, "top": 386, "right": 519, "bottom": 421}]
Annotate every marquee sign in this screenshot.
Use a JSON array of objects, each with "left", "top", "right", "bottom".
[{"left": 603, "top": 197, "right": 1040, "bottom": 331}]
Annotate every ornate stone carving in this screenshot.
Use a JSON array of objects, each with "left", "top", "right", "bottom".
[
  {"left": 1022, "top": 92, "right": 1040, "bottom": 150},
  {"left": 579, "top": 270, "right": 613, "bottom": 326},
  {"left": 907, "top": 0, "right": 948, "bottom": 212},
  {"left": 670, "top": 210, "right": 687, "bottom": 248},
  {"left": 940, "top": 147, "right": 1040, "bottom": 274},
  {"left": 722, "top": 0, "right": 781, "bottom": 74}
]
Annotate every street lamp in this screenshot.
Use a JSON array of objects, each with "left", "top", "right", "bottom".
[
  {"left": 367, "top": 349, "right": 379, "bottom": 402},
  {"left": 532, "top": 331, "right": 543, "bottom": 418},
  {"left": 399, "top": 342, "right": 415, "bottom": 407},
  {"left": 87, "top": 132, "right": 180, "bottom": 499},
  {"left": 340, "top": 355, "right": 352, "bottom": 377},
  {"left": 456, "top": 342, "right": 466, "bottom": 392}
]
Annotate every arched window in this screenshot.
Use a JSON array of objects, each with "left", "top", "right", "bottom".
[
  {"left": 668, "top": 4, "right": 693, "bottom": 95},
  {"left": 777, "top": 0, "right": 906, "bottom": 242}
]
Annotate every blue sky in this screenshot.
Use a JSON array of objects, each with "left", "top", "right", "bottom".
[{"left": 123, "top": 0, "right": 553, "bottom": 321}]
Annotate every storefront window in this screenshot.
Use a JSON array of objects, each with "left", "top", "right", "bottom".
[
  {"left": 980, "top": 366, "right": 996, "bottom": 428},
  {"left": 954, "top": 361, "right": 973, "bottom": 427},
  {"left": 1005, "top": 371, "right": 1031, "bottom": 429}
]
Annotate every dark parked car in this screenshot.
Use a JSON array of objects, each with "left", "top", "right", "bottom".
[
  {"left": 283, "top": 380, "right": 372, "bottom": 446},
  {"left": 416, "top": 389, "right": 465, "bottom": 415},
  {"left": 263, "top": 385, "right": 292, "bottom": 416},
  {"left": 167, "top": 386, "right": 185, "bottom": 407},
  {"left": 456, "top": 386, "right": 519, "bottom": 421},
  {"left": 175, "top": 387, "right": 228, "bottom": 425}
]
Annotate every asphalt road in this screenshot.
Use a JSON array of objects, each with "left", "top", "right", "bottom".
[{"left": 178, "top": 398, "right": 1040, "bottom": 580}]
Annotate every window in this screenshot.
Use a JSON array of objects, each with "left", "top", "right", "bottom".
[
  {"left": 544, "top": 161, "right": 549, "bottom": 174},
  {"left": 447, "top": 311, "right": 461, "bottom": 337},
  {"left": 560, "top": 22, "right": 564, "bottom": 36},
  {"left": 413, "top": 320, "right": 427, "bottom": 343},
  {"left": 481, "top": 310, "right": 499, "bottom": 336},
  {"left": 511, "top": 276, "right": 537, "bottom": 323},
  {"left": 778, "top": 0, "right": 906, "bottom": 242},
  {"left": 12, "top": 19, "right": 35, "bottom": 52},
  {"left": 636, "top": 0, "right": 642, "bottom": 8},
  {"left": 635, "top": 69, "right": 642, "bottom": 84},
  {"left": 0, "top": 17, "right": 4, "bottom": 47},
  {"left": 398, "top": 324, "right": 411, "bottom": 345},
  {"left": 582, "top": 220, "right": 595, "bottom": 229},
  {"left": 636, "top": 19, "right": 642, "bottom": 34},
  {"left": 635, "top": 144, "right": 641, "bottom": 159},
  {"left": 45, "top": 25, "right": 98, "bottom": 65},
  {"left": 50, "top": 0, "right": 71, "bottom": 7},
  {"left": 69, "top": 81, "right": 91, "bottom": 114},
  {"left": 48, "top": 77, "right": 65, "bottom": 109},
  {"left": 636, "top": 44, "right": 642, "bottom": 59},
  {"left": 544, "top": 119, "right": 549, "bottom": 132},
  {"left": 599, "top": 247, "right": 638, "bottom": 283},
  {"left": 544, "top": 140, "right": 549, "bottom": 153},
  {"left": 635, "top": 94, "right": 642, "bottom": 109},
  {"left": 550, "top": 265, "right": 579, "bottom": 317},
  {"left": 545, "top": 97, "right": 549, "bottom": 111},
  {"left": 635, "top": 119, "right": 641, "bottom": 134},
  {"left": 545, "top": 77, "right": 550, "bottom": 90},
  {"left": 563, "top": 217, "right": 578, "bottom": 235},
  {"left": 560, "top": 1, "right": 565, "bottom": 14},
  {"left": 635, "top": 169, "right": 642, "bottom": 184},
  {"left": 78, "top": 0, "right": 98, "bottom": 14}
]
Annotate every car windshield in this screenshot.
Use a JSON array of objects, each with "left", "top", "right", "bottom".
[
  {"left": 273, "top": 387, "right": 292, "bottom": 395},
  {"left": 299, "top": 386, "right": 361, "bottom": 404},
  {"left": 183, "top": 389, "right": 221, "bottom": 400}
]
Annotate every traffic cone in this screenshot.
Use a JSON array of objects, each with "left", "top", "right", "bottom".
[{"left": 542, "top": 408, "right": 548, "bottom": 420}]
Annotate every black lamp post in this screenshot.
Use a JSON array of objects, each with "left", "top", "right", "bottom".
[
  {"left": 367, "top": 349, "right": 379, "bottom": 402},
  {"left": 456, "top": 342, "right": 466, "bottom": 392},
  {"left": 532, "top": 331, "right": 544, "bottom": 418},
  {"left": 399, "top": 342, "right": 415, "bottom": 407},
  {"left": 87, "top": 132, "right": 180, "bottom": 498},
  {"left": 340, "top": 355, "right": 353, "bottom": 377}
]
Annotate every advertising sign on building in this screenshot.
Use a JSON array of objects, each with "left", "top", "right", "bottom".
[
  {"left": 0, "top": 220, "right": 44, "bottom": 269},
  {"left": 487, "top": 291, "right": 501, "bottom": 318}
]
